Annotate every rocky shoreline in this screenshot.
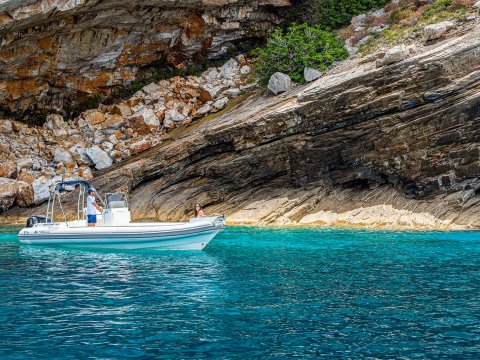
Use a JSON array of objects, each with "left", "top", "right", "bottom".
[{"left": 4, "top": 22, "right": 480, "bottom": 230}]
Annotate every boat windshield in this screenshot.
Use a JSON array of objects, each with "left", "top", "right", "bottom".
[{"left": 105, "top": 193, "right": 128, "bottom": 209}]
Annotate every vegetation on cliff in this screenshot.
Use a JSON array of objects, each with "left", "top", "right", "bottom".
[{"left": 254, "top": 23, "right": 349, "bottom": 84}]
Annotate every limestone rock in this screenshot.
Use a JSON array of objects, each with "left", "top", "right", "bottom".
[
  {"left": 268, "top": 72, "right": 292, "bottom": 95},
  {"left": 474, "top": 1, "right": 480, "bottom": 10},
  {"left": 31, "top": 176, "right": 53, "bottom": 205},
  {"left": 193, "top": 104, "right": 212, "bottom": 118},
  {"left": 17, "top": 158, "right": 33, "bottom": 170},
  {"left": 16, "top": 182, "right": 34, "bottom": 207},
  {"left": 129, "top": 109, "right": 160, "bottom": 135},
  {"left": 130, "top": 140, "right": 152, "bottom": 155},
  {"left": 44, "top": 114, "right": 67, "bottom": 130},
  {"left": 0, "top": 162, "right": 17, "bottom": 179},
  {"left": 85, "top": 146, "right": 113, "bottom": 170},
  {"left": 213, "top": 97, "right": 229, "bottom": 111},
  {"left": 423, "top": 21, "right": 455, "bottom": 41},
  {"left": 240, "top": 65, "right": 251, "bottom": 75},
  {"left": 112, "top": 103, "right": 133, "bottom": 118},
  {"left": 380, "top": 45, "right": 411, "bottom": 66},
  {"left": 83, "top": 110, "right": 105, "bottom": 126},
  {"left": 303, "top": 68, "right": 322, "bottom": 83},
  {"left": 0, "top": 178, "right": 19, "bottom": 212},
  {"left": 0, "top": 1, "right": 288, "bottom": 114},
  {"left": 53, "top": 148, "right": 74, "bottom": 164}
]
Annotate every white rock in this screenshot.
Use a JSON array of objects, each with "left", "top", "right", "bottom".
[
  {"left": 194, "top": 104, "right": 212, "bottom": 117},
  {"left": 0, "top": 177, "right": 19, "bottom": 211},
  {"left": 85, "top": 146, "right": 113, "bottom": 170},
  {"left": 142, "top": 83, "right": 162, "bottom": 96},
  {"left": 204, "top": 68, "right": 219, "bottom": 80},
  {"left": 225, "top": 88, "right": 242, "bottom": 98},
  {"left": 17, "top": 158, "right": 33, "bottom": 170},
  {"left": 267, "top": 72, "right": 292, "bottom": 95},
  {"left": 474, "top": 1, "right": 480, "bottom": 10},
  {"left": 381, "top": 45, "right": 411, "bottom": 66},
  {"left": 240, "top": 65, "right": 251, "bottom": 75},
  {"left": 218, "top": 58, "right": 239, "bottom": 78},
  {"left": 240, "top": 82, "right": 258, "bottom": 92},
  {"left": 213, "top": 97, "right": 229, "bottom": 111},
  {"left": 423, "top": 21, "right": 455, "bottom": 41},
  {"left": 129, "top": 108, "right": 160, "bottom": 134},
  {"left": 164, "top": 109, "right": 185, "bottom": 123},
  {"left": 1, "top": 120, "right": 13, "bottom": 133},
  {"left": 102, "top": 141, "right": 114, "bottom": 152},
  {"left": 303, "top": 67, "right": 322, "bottom": 82},
  {"left": 70, "top": 145, "right": 94, "bottom": 166},
  {"left": 53, "top": 148, "right": 73, "bottom": 164},
  {"left": 31, "top": 176, "right": 53, "bottom": 204},
  {"left": 43, "top": 114, "right": 67, "bottom": 130}
]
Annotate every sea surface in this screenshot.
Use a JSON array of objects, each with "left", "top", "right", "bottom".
[{"left": 0, "top": 227, "right": 479, "bottom": 359}]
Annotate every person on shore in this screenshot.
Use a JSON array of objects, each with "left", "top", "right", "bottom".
[
  {"left": 194, "top": 204, "right": 205, "bottom": 218},
  {"left": 87, "top": 188, "right": 103, "bottom": 227}
]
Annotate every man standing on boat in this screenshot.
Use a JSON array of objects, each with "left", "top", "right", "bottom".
[{"left": 87, "top": 188, "right": 103, "bottom": 227}]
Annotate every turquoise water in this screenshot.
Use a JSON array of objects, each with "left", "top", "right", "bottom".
[{"left": 1, "top": 227, "right": 479, "bottom": 359}]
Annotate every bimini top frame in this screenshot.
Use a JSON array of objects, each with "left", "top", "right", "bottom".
[{"left": 45, "top": 180, "right": 95, "bottom": 224}]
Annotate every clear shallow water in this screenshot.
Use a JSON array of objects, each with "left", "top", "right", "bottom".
[{"left": 1, "top": 227, "right": 479, "bottom": 359}]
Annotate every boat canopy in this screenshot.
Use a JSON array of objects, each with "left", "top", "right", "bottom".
[{"left": 55, "top": 180, "right": 93, "bottom": 193}]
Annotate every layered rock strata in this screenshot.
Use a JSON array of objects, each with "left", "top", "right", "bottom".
[
  {"left": 0, "top": 0, "right": 289, "bottom": 114},
  {"left": 5, "top": 25, "right": 480, "bottom": 229}
]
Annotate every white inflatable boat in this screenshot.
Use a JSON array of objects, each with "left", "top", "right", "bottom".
[{"left": 18, "top": 180, "right": 225, "bottom": 250}]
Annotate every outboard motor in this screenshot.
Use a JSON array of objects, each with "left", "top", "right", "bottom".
[{"left": 26, "top": 216, "right": 52, "bottom": 228}]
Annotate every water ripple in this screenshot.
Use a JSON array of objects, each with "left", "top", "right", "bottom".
[{"left": 1, "top": 227, "right": 479, "bottom": 359}]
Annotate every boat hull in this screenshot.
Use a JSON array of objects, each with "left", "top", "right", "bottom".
[{"left": 18, "top": 218, "right": 225, "bottom": 250}]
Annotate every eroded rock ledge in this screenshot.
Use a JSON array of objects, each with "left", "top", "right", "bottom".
[
  {"left": 4, "top": 25, "right": 480, "bottom": 229},
  {"left": 0, "top": 0, "right": 290, "bottom": 114}
]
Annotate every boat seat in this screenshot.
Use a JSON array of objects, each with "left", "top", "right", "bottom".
[{"left": 108, "top": 200, "right": 127, "bottom": 209}]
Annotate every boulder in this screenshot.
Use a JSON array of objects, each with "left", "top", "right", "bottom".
[
  {"left": 303, "top": 67, "right": 322, "bottom": 83},
  {"left": 164, "top": 109, "right": 186, "bottom": 124},
  {"left": 85, "top": 146, "right": 113, "bottom": 170},
  {"left": 31, "top": 176, "right": 53, "bottom": 205},
  {"left": 53, "top": 148, "right": 74, "bottom": 164},
  {"left": 128, "top": 108, "right": 160, "bottom": 135},
  {"left": 380, "top": 45, "right": 412, "bottom": 66},
  {"left": 423, "top": 21, "right": 455, "bottom": 41},
  {"left": 142, "top": 83, "right": 163, "bottom": 99},
  {"left": 218, "top": 58, "right": 239, "bottom": 78},
  {"left": 78, "top": 167, "right": 93, "bottom": 180},
  {"left": 18, "top": 169, "right": 35, "bottom": 184},
  {"left": 193, "top": 104, "right": 212, "bottom": 118},
  {"left": 213, "top": 97, "right": 229, "bottom": 111},
  {"left": 43, "top": 114, "right": 67, "bottom": 130},
  {"left": 102, "top": 114, "right": 125, "bottom": 129},
  {"left": 199, "top": 88, "right": 214, "bottom": 102},
  {"left": 83, "top": 110, "right": 105, "bottom": 125},
  {"left": 0, "top": 161, "right": 17, "bottom": 179},
  {"left": 268, "top": 72, "right": 292, "bottom": 95},
  {"left": 70, "top": 145, "right": 94, "bottom": 166},
  {"left": 130, "top": 140, "right": 152, "bottom": 155},
  {"left": 112, "top": 103, "right": 133, "bottom": 117},
  {"left": 240, "top": 65, "right": 251, "bottom": 75},
  {"left": 16, "top": 181, "right": 34, "bottom": 207},
  {"left": 0, "top": 177, "right": 19, "bottom": 212},
  {"left": 225, "top": 88, "right": 242, "bottom": 98},
  {"left": 0, "top": 120, "right": 13, "bottom": 133},
  {"left": 474, "top": 1, "right": 480, "bottom": 10},
  {"left": 17, "top": 158, "right": 33, "bottom": 170}
]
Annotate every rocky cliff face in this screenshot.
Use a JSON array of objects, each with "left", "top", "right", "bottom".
[
  {"left": 0, "top": 0, "right": 290, "bottom": 115},
  {"left": 5, "top": 24, "right": 480, "bottom": 229}
]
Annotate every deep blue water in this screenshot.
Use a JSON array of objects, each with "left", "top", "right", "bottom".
[{"left": 1, "top": 227, "right": 479, "bottom": 359}]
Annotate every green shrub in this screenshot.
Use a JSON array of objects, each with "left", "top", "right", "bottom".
[
  {"left": 254, "top": 23, "right": 349, "bottom": 84},
  {"left": 294, "top": 0, "right": 390, "bottom": 28}
]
